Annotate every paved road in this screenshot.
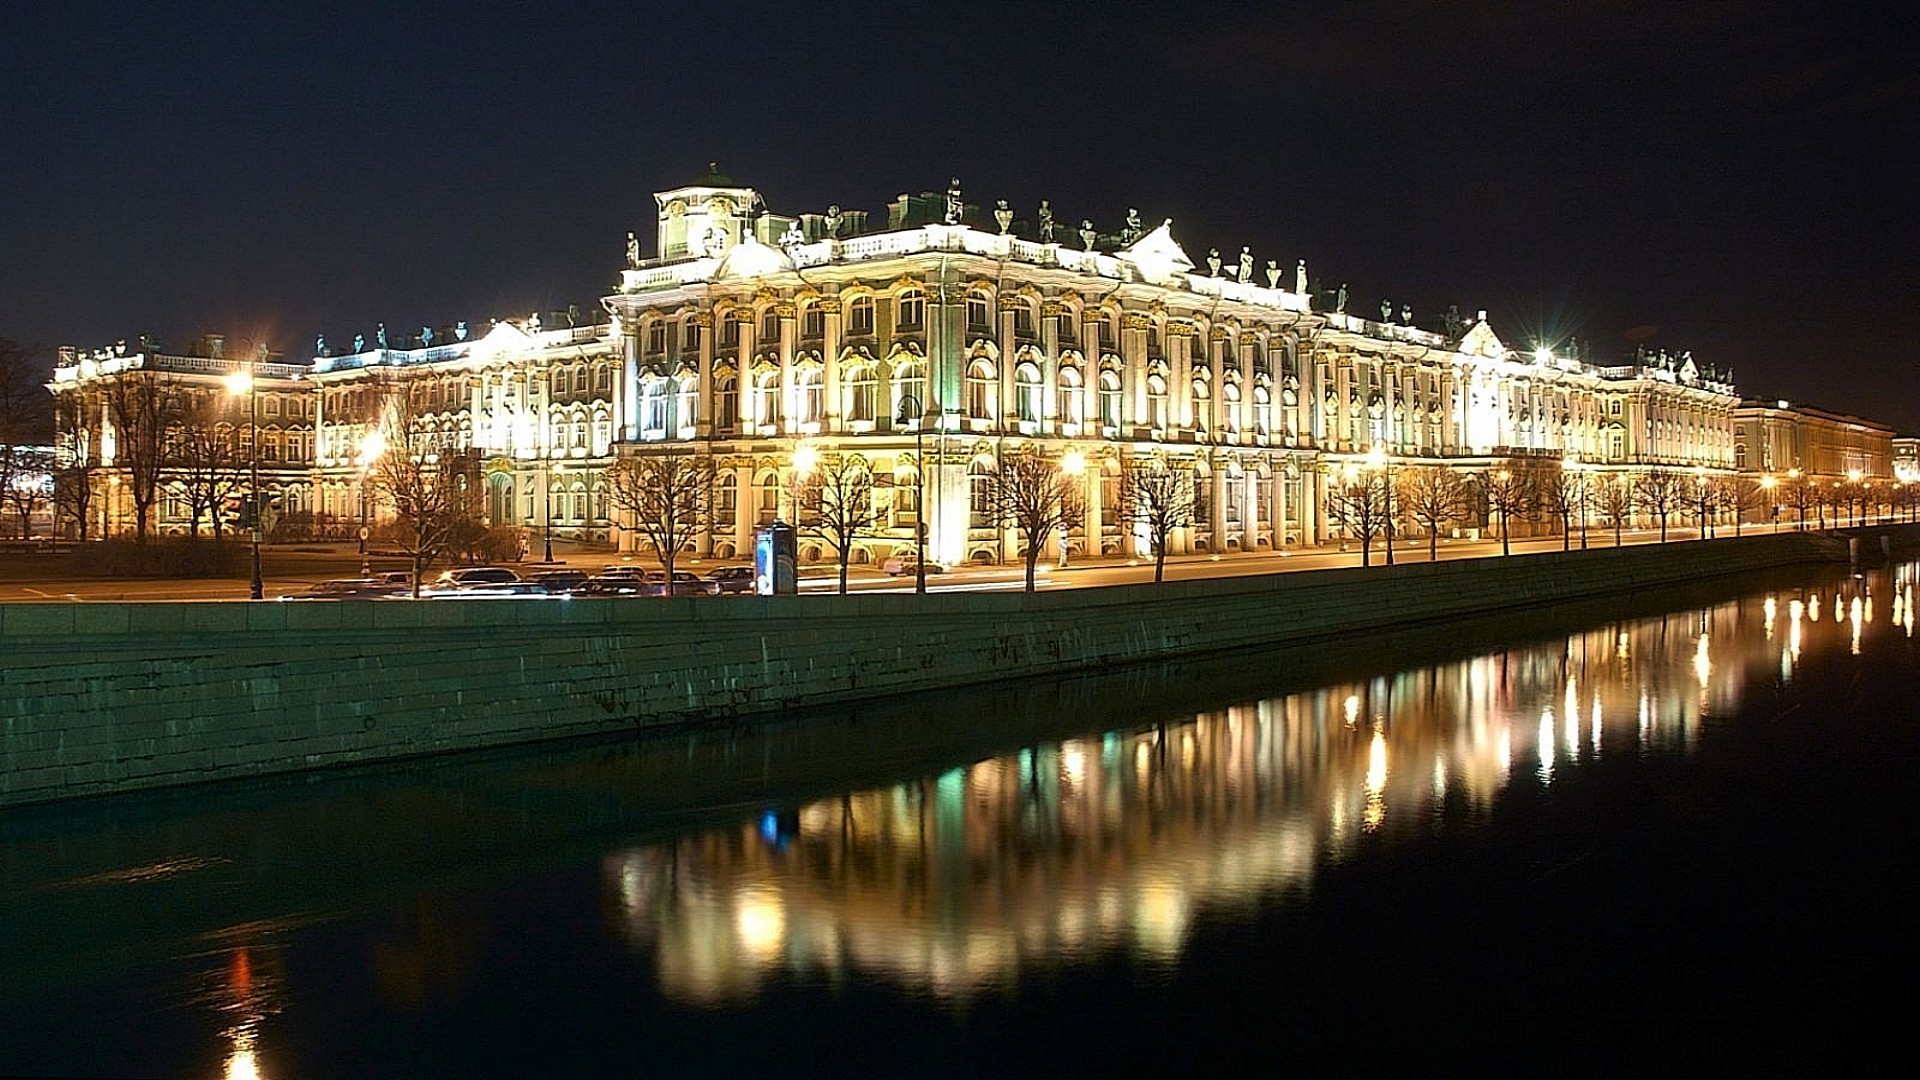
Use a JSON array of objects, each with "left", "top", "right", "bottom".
[{"left": 0, "top": 525, "right": 1804, "bottom": 602}]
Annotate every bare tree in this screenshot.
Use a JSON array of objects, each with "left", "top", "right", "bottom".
[
  {"left": 1596, "top": 476, "right": 1634, "bottom": 546},
  {"left": 1686, "top": 472, "right": 1717, "bottom": 538},
  {"left": 52, "top": 461, "right": 96, "bottom": 540},
  {"left": 165, "top": 394, "right": 249, "bottom": 538},
  {"left": 2, "top": 446, "right": 51, "bottom": 539},
  {"left": 367, "top": 395, "right": 481, "bottom": 597},
  {"left": 1785, "top": 473, "right": 1817, "bottom": 530},
  {"left": 1632, "top": 467, "right": 1684, "bottom": 542},
  {"left": 1714, "top": 476, "right": 1766, "bottom": 536},
  {"left": 1536, "top": 465, "right": 1590, "bottom": 552},
  {"left": 1119, "top": 460, "right": 1196, "bottom": 582},
  {"left": 101, "top": 369, "right": 185, "bottom": 540},
  {"left": 1, "top": 338, "right": 54, "bottom": 538},
  {"left": 606, "top": 451, "right": 714, "bottom": 585},
  {"left": 791, "top": 453, "right": 882, "bottom": 594},
  {"left": 1478, "top": 464, "right": 1533, "bottom": 555},
  {"left": 990, "top": 453, "right": 1086, "bottom": 591},
  {"left": 1326, "top": 465, "right": 1390, "bottom": 567},
  {"left": 1397, "top": 466, "right": 1470, "bottom": 561}
]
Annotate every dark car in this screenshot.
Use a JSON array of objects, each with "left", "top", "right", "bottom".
[
  {"left": 585, "top": 568, "right": 650, "bottom": 595},
  {"left": 533, "top": 569, "right": 592, "bottom": 594},
  {"left": 281, "top": 578, "right": 407, "bottom": 600},
  {"left": 646, "top": 570, "right": 719, "bottom": 597},
  {"left": 435, "top": 566, "right": 522, "bottom": 589},
  {"left": 706, "top": 565, "right": 756, "bottom": 594}
]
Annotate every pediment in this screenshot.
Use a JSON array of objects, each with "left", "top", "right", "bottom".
[
  {"left": 1455, "top": 320, "right": 1507, "bottom": 359},
  {"left": 1117, "top": 221, "right": 1195, "bottom": 284}
]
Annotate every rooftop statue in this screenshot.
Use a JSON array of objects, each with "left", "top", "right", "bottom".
[
  {"left": 456, "top": 321, "right": 468, "bottom": 342},
  {"left": 1121, "top": 208, "right": 1144, "bottom": 246},
  {"left": 1037, "top": 200, "right": 1055, "bottom": 242},
  {"left": 353, "top": 333, "right": 365, "bottom": 353},
  {"left": 779, "top": 222, "right": 806, "bottom": 250},
  {"left": 945, "top": 177, "right": 964, "bottom": 225},
  {"left": 626, "top": 231, "right": 640, "bottom": 269},
  {"left": 1401, "top": 304, "right": 1412, "bottom": 324},
  {"left": 1207, "top": 248, "right": 1222, "bottom": 277},
  {"left": 1079, "top": 219, "right": 1097, "bottom": 252},
  {"left": 1380, "top": 300, "right": 1392, "bottom": 323},
  {"left": 1237, "top": 247, "right": 1253, "bottom": 284},
  {"left": 376, "top": 323, "right": 388, "bottom": 349},
  {"left": 315, "top": 333, "right": 327, "bottom": 358},
  {"left": 994, "top": 199, "right": 1014, "bottom": 234},
  {"left": 422, "top": 325, "right": 434, "bottom": 347},
  {"left": 1296, "top": 259, "right": 1308, "bottom": 296},
  {"left": 1337, "top": 283, "right": 1349, "bottom": 313},
  {"left": 1266, "top": 260, "right": 1281, "bottom": 289},
  {"left": 824, "top": 204, "right": 844, "bottom": 237}
]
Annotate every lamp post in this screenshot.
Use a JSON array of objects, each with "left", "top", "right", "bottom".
[
  {"left": 1788, "top": 468, "right": 1803, "bottom": 530},
  {"left": 357, "top": 428, "right": 386, "bottom": 576},
  {"left": 1366, "top": 442, "right": 1393, "bottom": 565},
  {"left": 222, "top": 346, "right": 264, "bottom": 600},
  {"left": 1060, "top": 449, "right": 1086, "bottom": 569},
  {"left": 895, "top": 394, "right": 930, "bottom": 594},
  {"left": 1761, "top": 473, "right": 1778, "bottom": 532}
]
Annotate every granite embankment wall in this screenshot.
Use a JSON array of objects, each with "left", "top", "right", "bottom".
[{"left": 0, "top": 528, "right": 1884, "bottom": 807}]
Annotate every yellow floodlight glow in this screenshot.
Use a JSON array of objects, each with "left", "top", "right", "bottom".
[
  {"left": 793, "top": 442, "right": 818, "bottom": 476},
  {"left": 1061, "top": 449, "right": 1086, "bottom": 476},
  {"left": 222, "top": 371, "right": 253, "bottom": 396}
]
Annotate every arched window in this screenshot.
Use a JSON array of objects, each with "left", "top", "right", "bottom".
[
  {"left": 896, "top": 289, "right": 925, "bottom": 330},
  {"left": 592, "top": 409, "right": 612, "bottom": 455},
  {"left": 1146, "top": 374, "right": 1169, "bottom": 430},
  {"left": 752, "top": 368, "right": 780, "bottom": 429},
  {"left": 674, "top": 375, "right": 698, "bottom": 434},
  {"left": 1098, "top": 370, "right": 1122, "bottom": 430},
  {"left": 714, "top": 372, "right": 739, "bottom": 431},
  {"left": 642, "top": 378, "right": 670, "bottom": 437},
  {"left": 1253, "top": 385, "right": 1272, "bottom": 437},
  {"left": 968, "top": 459, "right": 994, "bottom": 528},
  {"left": 1191, "top": 377, "right": 1210, "bottom": 433},
  {"left": 847, "top": 297, "right": 875, "bottom": 336},
  {"left": 715, "top": 472, "right": 738, "bottom": 525},
  {"left": 966, "top": 359, "right": 996, "bottom": 420},
  {"left": 1014, "top": 362, "right": 1043, "bottom": 423},
  {"left": 844, "top": 362, "right": 877, "bottom": 424},
  {"left": 1222, "top": 381, "right": 1241, "bottom": 434},
  {"left": 796, "top": 367, "right": 824, "bottom": 426},
  {"left": 1058, "top": 366, "right": 1085, "bottom": 428},
  {"left": 893, "top": 358, "right": 927, "bottom": 424},
  {"left": 757, "top": 470, "right": 781, "bottom": 524}
]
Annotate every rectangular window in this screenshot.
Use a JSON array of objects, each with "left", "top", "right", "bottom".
[
  {"left": 849, "top": 301, "right": 875, "bottom": 336},
  {"left": 1057, "top": 314, "right": 1076, "bottom": 343},
  {"left": 802, "top": 307, "right": 825, "bottom": 339},
  {"left": 1014, "top": 307, "right": 1035, "bottom": 338},
  {"left": 761, "top": 312, "right": 780, "bottom": 343},
  {"left": 720, "top": 317, "right": 739, "bottom": 347},
  {"left": 682, "top": 322, "right": 700, "bottom": 351},
  {"left": 647, "top": 325, "right": 666, "bottom": 354}
]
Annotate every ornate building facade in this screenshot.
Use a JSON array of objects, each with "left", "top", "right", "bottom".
[{"left": 55, "top": 170, "right": 1763, "bottom": 557}]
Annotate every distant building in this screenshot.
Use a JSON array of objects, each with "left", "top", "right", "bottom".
[{"left": 1733, "top": 400, "right": 1892, "bottom": 480}]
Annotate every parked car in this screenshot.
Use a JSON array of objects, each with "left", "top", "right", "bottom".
[
  {"left": 881, "top": 553, "right": 947, "bottom": 576},
  {"left": 376, "top": 571, "right": 416, "bottom": 586},
  {"left": 646, "top": 569, "right": 720, "bottom": 597},
  {"left": 281, "top": 578, "right": 407, "bottom": 600},
  {"left": 706, "top": 565, "right": 757, "bottom": 594},
  {"left": 533, "top": 569, "right": 592, "bottom": 594},
  {"left": 585, "top": 567, "right": 651, "bottom": 595},
  {"left": 435, "top": 566, "right": 521, "bottom": 589},
  {"left": 432, "top": 581, "right": 554, "bottom": 599}
]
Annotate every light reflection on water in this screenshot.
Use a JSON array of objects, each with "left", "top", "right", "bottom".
[
  {"left": 8, "top": 561, "right": 1918, "bottom": 1075},
  {"left": 598, "top": 565, "right": 1917, "bottom": 1008}
]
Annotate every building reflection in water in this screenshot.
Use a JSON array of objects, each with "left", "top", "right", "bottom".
[{"left": 600, "top": 563, "right": 1920, "bottom": 1007}]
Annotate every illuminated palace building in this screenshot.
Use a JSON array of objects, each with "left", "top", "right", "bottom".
[{"left": 55, "top": 168, "right": 1781, "bottom": 555}]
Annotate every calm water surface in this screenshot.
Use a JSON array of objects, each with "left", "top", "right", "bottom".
[{"left": 4, "top": 564, "right": 1919, "bottom": 1075}]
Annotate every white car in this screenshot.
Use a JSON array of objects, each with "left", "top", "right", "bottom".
[{"left": 881, "top": 554, "right": 947, "bottom": 576}]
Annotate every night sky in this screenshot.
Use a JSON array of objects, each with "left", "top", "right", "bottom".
[{"left": 5, "top": 2, "right": 1916, "bottom": 428}]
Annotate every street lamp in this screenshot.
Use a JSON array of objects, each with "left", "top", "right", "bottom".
[
  {"left": 1060, "top": 449, "right": 1086, "bottom": 568},
  {"left": 894, "top": 394, "right": 931, "bottom": 594},
  {"left": 1761, "top": 473, "right": 1778, "bottom": 532},
  {"left": 1366, "top": 442, "right": 1393, "bottom": 565},
  {"left": 357, "top": 428, "right": 386, "bottom": 576},
  {"left": 222, "top": 351, "right": 264, "bottom": 600},
  {"left": 1788, "top": 468, "right": 1804, "bottom": 530},
  {"left": 1567, "top": 456, "right": 1590, "bottom": 549}
]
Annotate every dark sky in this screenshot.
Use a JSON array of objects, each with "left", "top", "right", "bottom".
[{"left": 5, "top": 1, "right": 1916, "bottom": 427}]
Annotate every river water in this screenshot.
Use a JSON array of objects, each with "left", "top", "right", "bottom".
[{"left": 3, "top": 562, "right": 1917, "bottom": 1076}]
